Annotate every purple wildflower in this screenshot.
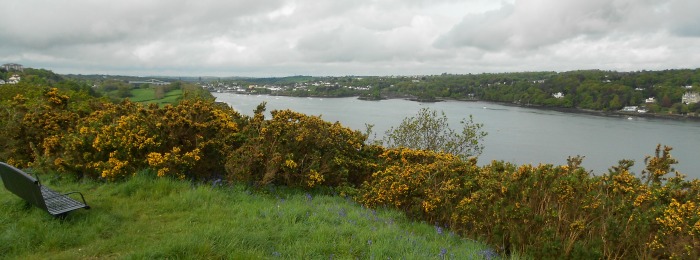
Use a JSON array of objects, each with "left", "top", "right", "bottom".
[
  {"left": 435, "top": 225, "right": 444, "bottom": 235},
  {"left": 478, "top": 249, "right": 498, "bottom": 260}
]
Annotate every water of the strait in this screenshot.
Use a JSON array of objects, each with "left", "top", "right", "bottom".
[{"left": 214, "top": 92, "right": 700, "bottom": 179}]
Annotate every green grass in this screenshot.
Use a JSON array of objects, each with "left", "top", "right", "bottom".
[
  {"left": 0, "top": 173, "right": 502, "bottom": 259},
  {"left": 128, "top": 88, "right": 183, "bottom": 106},
  {"left": 103, "top": 87, "right": 183, "bottom": 106}
]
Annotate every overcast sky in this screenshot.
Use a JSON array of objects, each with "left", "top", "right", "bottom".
[{"left": 1, "top": 0, "right": 699, "bottom": 77}]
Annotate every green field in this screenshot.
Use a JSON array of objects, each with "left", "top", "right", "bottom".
[
  {"left": 127, "top": 88, "right": 183, "bottom": 106},
  {"left": 0, "top": 172, "right": 502, "bottom": 259}
]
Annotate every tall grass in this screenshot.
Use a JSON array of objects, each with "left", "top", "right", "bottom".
[{"left": 0, "top": 172, "right": 501, "bottom": 259}]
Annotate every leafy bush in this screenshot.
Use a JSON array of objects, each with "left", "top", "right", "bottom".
[
  {"left": 226, "top": 105, "right": 382, "bottom": 191},
  {"left": 383, "top": 108, "right": 487, "bottom": 159},
  {"left": 51, "top": 99, "right": 243, "bottom": 180},
  {"left": 0, "top": 87, "right": 80, "bottom": 168},
  {"left": 0, "top": 85, "right": 243, "bottom": 181},
  {"left": 358, "top": 146, "right": 700, "bottom": 259}
]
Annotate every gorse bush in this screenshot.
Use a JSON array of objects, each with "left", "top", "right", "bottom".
[
  {"left": 0, "top": 86, "right": 243, "bottom": 180},
  {"left": 56, "top": 99, "right": 242, "bottom": 180},
  {"left": 226, "top": 105, "right": 382, "bottom": 192},
  {"left": 0, "top": 87, "right": 85, "bottom": 168},
  {"left": 1, "top": 80, "right": 699, "bottom": 258},
  {"left": 359, "top": 146, "right": 700, "bottom": 259},
  {"left": 360, "top": 148, "right": 479, "bottom": 223}
]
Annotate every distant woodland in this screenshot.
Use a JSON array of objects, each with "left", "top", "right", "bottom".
[{"left": 212, "top": 69, "right": 700, "bottom": 116}]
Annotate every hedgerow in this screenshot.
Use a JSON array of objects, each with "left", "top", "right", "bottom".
[{"left": 360, "top": 146, "right": 699, "bottom": 259}]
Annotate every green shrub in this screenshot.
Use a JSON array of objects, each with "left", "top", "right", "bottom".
[{"left": 226, "top": 106, "right": 381, "bottom": 192}]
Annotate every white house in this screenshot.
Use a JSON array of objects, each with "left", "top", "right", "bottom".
[
  {"left": 682, "top": 92, "right": 700, "bottom": 104},
  {"left": 0, "top": 79, "right": 5, "bottom": 85},
  {"left": 8, "top": 74, "right": 20, "bottom": 84},
  {"left": 645, "top": 97, "right": 656, "bottom": 103},
  {"left": 621, "top": 106, "right": 638, "bottom": 112},
  {"left": 552, "top": 92, "right": 565, "bottom": 99}
]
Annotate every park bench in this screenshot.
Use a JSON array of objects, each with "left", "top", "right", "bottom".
[{"left": 0, "top": 162, "right": 90, "bottom": 217}]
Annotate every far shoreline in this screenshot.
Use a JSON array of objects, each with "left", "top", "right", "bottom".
[{"left": 217, "top": 91, "right": 700, "bottom": 122}]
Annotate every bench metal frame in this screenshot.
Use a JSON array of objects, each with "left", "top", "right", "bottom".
[{"left": 0, "top": 162, "right": 90, "bottom": 217}]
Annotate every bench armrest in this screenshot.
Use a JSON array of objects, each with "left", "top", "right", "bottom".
[{"left": 62, "top": 191, "right": 90, "bottom": 208}]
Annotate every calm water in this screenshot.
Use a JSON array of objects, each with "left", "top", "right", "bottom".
[{"left": 214, "top": 93, "right": 700, "bottom": 179}]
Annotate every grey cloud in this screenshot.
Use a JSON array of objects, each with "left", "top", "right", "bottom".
[
  {"left": 666, "top": 0, "right": 700, "bottom": 37},
  {"left": 0, "top": 0, "right": 286, "bottom": 48},
  {"left": 1, "top": 0, "right": 699, "bottom": 76},
  {"left": 295, "top": 25, "right": 398, "bottom": 63},
  {"left": 435, "top": 0, "right": 670, "bottom": 51}
]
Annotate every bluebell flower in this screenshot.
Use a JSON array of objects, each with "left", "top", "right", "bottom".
[
  {"left": 305, "top": 193, "right": 313, "bottom": 202},
  {"left": 478, "top": 249, "right": 498, "bottom": 260},
  {"left": 439, "top": 248, "right": 447, "bottom": 259},
  {"left": 435, "top": 225, "right": 444, "bottom": 235}
]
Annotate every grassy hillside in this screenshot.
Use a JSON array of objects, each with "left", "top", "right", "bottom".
[{"left": 0, "top": 172, "right": 500, "bottom": 259}]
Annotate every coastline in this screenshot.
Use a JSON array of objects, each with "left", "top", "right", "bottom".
[
  {"left": 415, "top": 96, "right": 700, "bottom": 122},
  {"left": 494, "top": 102, "right": 700, "bottom": 122},
  {"left": 215, "top": 91, "right": 700, "bottom": 122}
]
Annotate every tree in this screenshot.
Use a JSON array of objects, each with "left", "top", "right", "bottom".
[
  {"left": 117, "top": 85, "right": 132, "bottom": 98},
  {"left": 154, "top": 86, "right": 165, "bottom": 99},
  {"left": 383, "top": 108, "right": 487, "bottom": 159},
  {"left": 608, "top": 95, "right": 622, "bottom": 110},
  {"left": 662, "top": 95, "right": 673, "bottom": 108}
]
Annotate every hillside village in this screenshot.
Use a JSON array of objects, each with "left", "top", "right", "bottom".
[
  {"left": 201, "top": 80, "right": 371, "bottom": 95},
  {"left": 0, "top": 63, "right": 23, "bottom": 85}
]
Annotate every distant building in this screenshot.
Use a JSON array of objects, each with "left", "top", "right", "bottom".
[
  {"left": 621, "top": 106, "right": 638, "bottom": 112},
  {"left": 128, "top": 79, "right": 170, "bottom": 86},
  {"left": 552, "top": 92, "right": 565, "bottom": 99},
  {"left": 645, "top": 97, "right": 656, "bottom": 103},
  {"left": 682, "top": 92, "right": 700, "bottom": 104},
  {"left": 2, "top": 63, "right": 23, "bottom": 72},
  {"left": 8, "top": 74, "right": 20, "bottom": 84},
  {"left": 0, "top": 79, "right": 5, "bottom": 85}
]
